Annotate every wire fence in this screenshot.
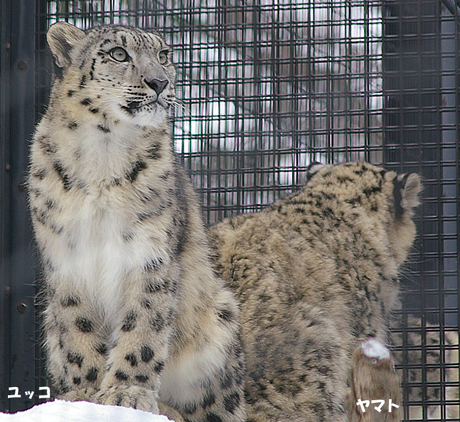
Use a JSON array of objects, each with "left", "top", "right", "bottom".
[{"left": 41, "top": 0, "right": 385, "bottom": 221}]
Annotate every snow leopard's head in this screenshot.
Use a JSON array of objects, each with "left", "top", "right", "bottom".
[
  {"left": 305, "top": 161, "right": 422, "bottom": 267},
  {"left": 47, "top": 22, "right": 176, "bottom": 127}
]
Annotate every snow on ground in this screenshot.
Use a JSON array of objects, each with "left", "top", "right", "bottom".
[{"left": 0, "top": 400, "right": 173, "bottom": 422}]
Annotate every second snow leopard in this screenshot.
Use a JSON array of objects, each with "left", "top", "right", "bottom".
[
  {"left": 210, "top": 162, "right": 421, "bottom": 422},
  {"left": 28, "top": 23, "right": 245, "bottom": 422}
]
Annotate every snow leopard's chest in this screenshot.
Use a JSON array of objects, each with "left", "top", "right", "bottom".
[{"left": 47, "top": 193, "right": 167, "bottom": 327}]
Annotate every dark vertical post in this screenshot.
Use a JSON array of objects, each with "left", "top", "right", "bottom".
[
  {"left": 383, "top": 1, "right": 454, "bottom": 420},
  {"left": 0, "top": 0, "right": 37, "bottom": 413},
  {"left": 0, "top": 0, "right": 13, "bottom": 411},
  {"left": 382, "top": 0, "right": 442, "bottom": 317}
]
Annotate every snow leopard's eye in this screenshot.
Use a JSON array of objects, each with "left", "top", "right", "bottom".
[
  {"left": 158, "top": 50, "right": 169, "bottom": 65},
  {"left": 110, "top": 47, "right": 129, "bottom": 62}
]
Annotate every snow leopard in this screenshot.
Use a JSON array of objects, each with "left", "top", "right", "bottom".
[
  {"left": 28, "top": 22, "right": 245, "bottom": 422},
  {"left": 209, "top": 161, "right": 422, "bottom": 422}
]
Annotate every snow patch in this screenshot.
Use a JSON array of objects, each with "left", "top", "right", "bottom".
[
  {"left": 360, "top": 338, "right": 391, "bottom": 361},
  {"left": 0, "top": 400, "right": 173, "bottom": 422}
]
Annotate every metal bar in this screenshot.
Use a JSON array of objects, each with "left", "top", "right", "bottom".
[
  {"left": 1, "top": 0, "right": 37, "bottom": 413},
  {"left": 0, "top": 0, "right": 13, "bottom": 411},
  {"left": 442, "top": 0, "right": 460, "bottom": 19}
]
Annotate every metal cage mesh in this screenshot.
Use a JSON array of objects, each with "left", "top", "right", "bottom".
[
  {"left": 30, "top": 0, "right": 460, "bottom": 419},
  {"left": 41, "top": 0, "right": 386, "bottom": 220}
]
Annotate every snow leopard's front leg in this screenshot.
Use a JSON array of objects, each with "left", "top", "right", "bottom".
[
  {"left": 44, "top": 279, "right": 108, "bottom": 401},
  {"left": 93, "top": 262, "right": 178, "bottom": 413},
  {"left": 159, "top": 287, "right": 247, "bottom": 422}
]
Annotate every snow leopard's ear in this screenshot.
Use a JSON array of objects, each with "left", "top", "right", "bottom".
[
  {"left": 394, "top": 172, "right": 422, "bottom": 219},
  {"left": 306, "top": 162, "right": 328, "bottom": 182},
  {"left": 47, "top": 22, "right": 85, "bottom": 68}
]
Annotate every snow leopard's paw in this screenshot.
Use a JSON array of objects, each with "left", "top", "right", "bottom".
[
  {"left": 61, "top": 387, "right": 98, "bottom": 402},
  {"left": 158, "top": 401, "right": 186, "bottom": 422},
  {"left": 93, "top": 385, "right": 159, "bottom": 413}
]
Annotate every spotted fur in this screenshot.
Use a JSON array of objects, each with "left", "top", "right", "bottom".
[
  {"left": 28, "top": 22, "right": 245, "bottom": 422},
  {"left": 209, "top": 162, "right": 422, "bottom": 422}
]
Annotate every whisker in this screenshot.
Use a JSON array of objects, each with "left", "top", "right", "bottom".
[{"left": 170, "top": 100, "right": 190, "bottom": 116}]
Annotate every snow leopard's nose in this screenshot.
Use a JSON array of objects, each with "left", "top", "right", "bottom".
[{"left": 145, "top": 78, "right": 168, "bottom": 96}]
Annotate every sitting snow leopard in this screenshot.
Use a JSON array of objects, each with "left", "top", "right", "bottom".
[
  {"left": 209, "top": 162, "right": 422, "bottom": 422},
  {"left": 28, "top": 22, "right": 245, "bottom": 422}
]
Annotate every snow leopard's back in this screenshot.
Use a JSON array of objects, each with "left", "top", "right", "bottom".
[{"left": 210, "top": 162, "right": 421, "bottom": 421}]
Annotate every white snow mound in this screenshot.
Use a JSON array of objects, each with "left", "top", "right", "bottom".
[
  {"left": 360, "top": 338, "right": 391, "bottom": 361},
  {"left": 0, "top": 400, "right": 173, "bottom": 422}
]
